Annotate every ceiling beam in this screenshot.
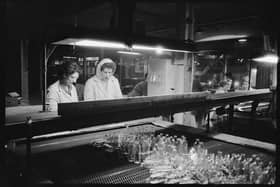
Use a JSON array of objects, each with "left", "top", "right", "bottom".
[{"left": 197, "top": 16, "right": 259, "bottom": 28}]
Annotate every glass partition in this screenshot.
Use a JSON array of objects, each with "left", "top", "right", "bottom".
[
  {"left": 47, "top": 45, "right": 189, "bottom": 100},
  {"left": 192, "top": 52, "right": 262, "bottom": 93}
]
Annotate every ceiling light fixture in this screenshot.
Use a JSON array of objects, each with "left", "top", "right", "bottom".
[
  {"left": 252, "top": 53, "right": 279, "bottom": 64},
  {"left": 196, "top": 34, "right": 248, "bottom": 42},
  {"left": 52, "top": 38, "right": 193, "bottom": 53},
  {"left": 70, "top": 40, "right": 127, "bottom": 49},
  {"left": 117, "top": 51, "right": 141, "bottom": 55}
]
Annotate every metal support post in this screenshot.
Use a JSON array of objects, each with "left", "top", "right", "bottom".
[{"left": 25, "top": 116, "right": 32, "bottom": 185}]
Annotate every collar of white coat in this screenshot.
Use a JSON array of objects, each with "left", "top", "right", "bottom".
[{"left": 57, "top": 81, "right": 75, "bottom": 93}]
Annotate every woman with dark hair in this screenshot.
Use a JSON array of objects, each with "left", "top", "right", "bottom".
[
  {"left": 46, "top": 61, "right": 81, "bottom": 111},
  {"left": 84, "top": 58, "right": 122, "bottom": 100}
]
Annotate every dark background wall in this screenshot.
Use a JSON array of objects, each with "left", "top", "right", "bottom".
[
  {"left": 6, "top": 40, "right": 21, "bottom": 94},
  {"left": 28, "top": 40, "right": 43, "bottom": 104},
  {"left": 6, "top": 39, "right": 43, "bottom": 104}
]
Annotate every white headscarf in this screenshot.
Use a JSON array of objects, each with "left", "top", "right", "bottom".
[{"left": 95, "top": 58, "right": 116, "bottom": 79}]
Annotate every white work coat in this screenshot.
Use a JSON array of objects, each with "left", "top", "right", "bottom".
[
  {"left": 84, "top": 59, "right": 123, "bottom": 101},
  {"left": 84, "top": 76, "right": 122, "bottom": 100},
  {"left": 46, "top": 81, "right": 78, "bottom": 111}
]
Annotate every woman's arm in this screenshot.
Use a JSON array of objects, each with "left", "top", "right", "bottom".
[
  {"left": 84, "top": 79, "right": 96, "bottom": 101},
  {"left": 114, "top": 78, "right": 123, "bottom": 98},
  {"left": 46, "top": 88, "right": 59, "bottom": 111}
]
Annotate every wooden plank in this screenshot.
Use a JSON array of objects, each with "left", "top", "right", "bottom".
[
  {"left": 58, "top": 89, "right": 271, "bottom": 119},
  {"left": 209, "top": 133, "right": 276, "bottom": 152},
  {"left": 12, "top": 122, "right": 163, "bottom": 155},
  {"left": 31, "top": 117, "right": 160, "bottom": 140},
  {"left": 153, "top": 120, "right": 276, "bottom": 153},
  {"left": 207, "top": 89, "right": 271, "bottom": 100},
  {"left": 58, "top": 92, "right": 208, "bottom": 117},
  {"left": 3, "top": 89, "right": 272, "bottom": 140},
  {"left": 206, "top": 89, "right": 272, "bottom": 107},
  {"left": 152, "top": 120, "right": 174, "bottom": 128}
]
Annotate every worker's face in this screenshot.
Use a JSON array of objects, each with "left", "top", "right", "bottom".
[
  {"left": 65, "top": 72, "right": 79, "bottom": 85},
  {"left": 101, "top": 68, "right": 113, "bottom": 80}
]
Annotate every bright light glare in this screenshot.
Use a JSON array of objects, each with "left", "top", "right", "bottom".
[
  {"left": 253, "top": 54, "right": 279, "bottom": 64},
  {"left": 85, "top": 57, "right": 99, "bottom": 61},
  {"left": 251, "top": 68, "right": 257, "bottom": 73},
  {"left": 132, "top": 45, "right": 190, "bottom": 53},
  {"left": 156, "top": 46, "right": 163, "bottom": 54},
  {"left": 234, "top": 81, "right": 240, "bottom": 88},
  {"left": 238, "top": 38, "right": 247, "bottom": 43},
  {"left": 71, "top": 40, "right": 127, "bottom": 49},
  {"left": 117, "top": 51, "right": 141, "bottom": 55}
]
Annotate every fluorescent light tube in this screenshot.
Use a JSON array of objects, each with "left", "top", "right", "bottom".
[
  {"left": 71, "top": 40, "right": 127, "bottom": 49},
  {"left": 117, "top": 51, "right": 141, "bottom": 55},
  {"left": 132, "top": 45, "right": 190, "bottom": 53}
]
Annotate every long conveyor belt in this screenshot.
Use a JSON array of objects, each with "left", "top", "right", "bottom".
[{"left": 6, "top": 123, "right": 275, "bottom": 184}]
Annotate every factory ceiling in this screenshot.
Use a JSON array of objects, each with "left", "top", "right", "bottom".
[{"left": 6, "top": 0, "right": 279, "bottom": 56}]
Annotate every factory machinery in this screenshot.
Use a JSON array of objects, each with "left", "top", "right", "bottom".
[{"left": 2, "top": 89, "right": 276, "bottom": 184}]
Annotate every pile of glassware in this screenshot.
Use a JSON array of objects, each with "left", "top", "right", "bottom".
[
  {"left": 102, "top": 131, "right": 154, "bottom": 163},
  {"left": 100, "top": 132, "right": 276, "bottom": 184}
]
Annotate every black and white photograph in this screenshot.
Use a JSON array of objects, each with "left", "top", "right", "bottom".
[{"left": 2, "top": 0, "right": 279, "bottom": 185}]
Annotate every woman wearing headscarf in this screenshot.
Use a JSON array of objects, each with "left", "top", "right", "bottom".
[
  {"left": 84, "top": 58, "right": 123, "bottom": 100},
  {"left": 46, "top": 61, "right": 81, "bottom": 111}
]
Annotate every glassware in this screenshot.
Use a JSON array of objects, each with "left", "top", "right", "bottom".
[{"left": 91, "top": 131, "right": 276, "bottom": 184}]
